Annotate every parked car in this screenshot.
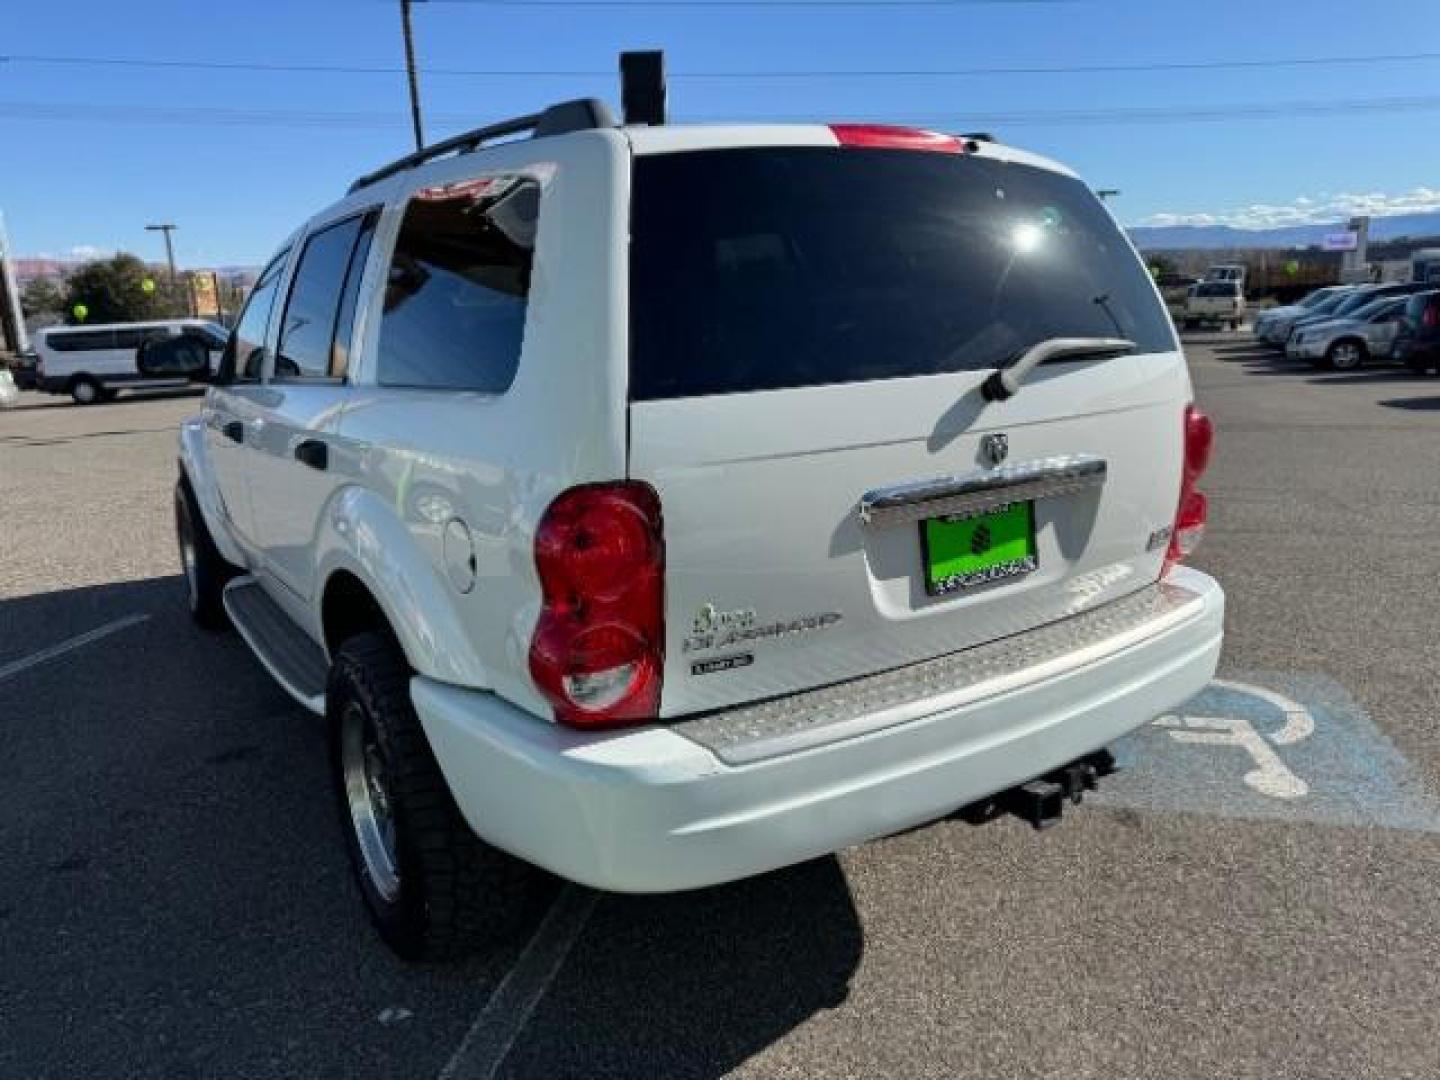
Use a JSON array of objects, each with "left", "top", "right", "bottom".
[
  {"left": 34, "top": 319, "right": 228, "bottom": 404},
  {"left": 1284, "top": 295, "right": 1409, "bottom": 369},
  {"left": 168, "top": 60, "right": 1224, "bottom": 961},
  {"left": 1394, "top": 289, "right": 1440, "bottom": 374},
  {"left": 1287, "top": 281, "right": 1437, "bottom": 345},
  {"left": 1254, "top": 285, "right": 1354, "bottom": 346},
  {"left": 1183, "top": 281, "right": 1245, "bottom": 329}
]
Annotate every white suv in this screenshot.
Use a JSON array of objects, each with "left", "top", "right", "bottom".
[{"left": 171, "top": 59, "right": 1223, "bottom": 960}]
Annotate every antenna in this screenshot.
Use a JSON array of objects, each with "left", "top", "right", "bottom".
[{"left": 620, "top": 51, "right": 667, "bottom": 127}]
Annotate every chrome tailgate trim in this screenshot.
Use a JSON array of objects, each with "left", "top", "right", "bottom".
[
  {"left": 670, "top": 580, "right": 1203, "bottom": 766},
  {"left": 858, "top": 454, "right": 1106, "bottom": 527}
]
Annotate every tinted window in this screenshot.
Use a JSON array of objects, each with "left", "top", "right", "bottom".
[
  {"left": 276, "top": 215, "right": 369, "bottom": 380},
  {"left": 1195, "top": 283, "right": 1240, "bottom": 297},
  {"left": 630, "top": 148, "right": 1175, "bottom": 400},
  {"left": 113, "top": 327, "right": 165, "bottom": 349},
  {"left": 140, "top": 335, "right": 209, "bottom": 376},
  {"left": 46, "top": 330, "right": 115, "bottom": 352},
  {"left": 221, "top": 252, "right": 289, "bottom": 382},
  {"left": 331, "top": 214, "right": 378, "bottom": 378},
  {"left": 377, "top": 177, "right": 538, "bottom": 392},
  {"left": 1331, "top": 290, "right": 1382, "bottom": 318}
]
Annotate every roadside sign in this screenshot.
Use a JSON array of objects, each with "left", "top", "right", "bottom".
[{"left": 1323, "top": 231, "right": 1359, "bottom": 252}]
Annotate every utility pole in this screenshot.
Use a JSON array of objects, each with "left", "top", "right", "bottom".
[
  {"left": 400, "top": 0, "right": 426, "bottom": 151},
  {"left": 0, "top": 211, "right": 27, "bottom": 355},
  {"left": 145, "top": 223, "right": 189, "bottom": 317}
]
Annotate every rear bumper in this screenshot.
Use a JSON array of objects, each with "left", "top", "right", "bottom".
[{"left": 416, "top": 566, "right": 1224, "bottom": 893}]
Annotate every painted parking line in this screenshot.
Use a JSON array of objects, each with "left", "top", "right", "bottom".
[
  {"left": 439, "top": 885, "right": 598, "bottom": 1080},
  {"left": 1094, "top": 672, "right": 1440, "bottom": 833},
  {"left": 0, "top": 613, "right": 150, "bottom": 685}
]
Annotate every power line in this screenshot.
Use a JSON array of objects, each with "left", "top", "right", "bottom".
[
  {"left": 6, "top": 93, "right": 1440, "bottom": 131},
  {"left": 425, "top": 0, "right": 1068, "bottom": 6},
  {"left": 6, "top": 49, "right": 1440, "bottom": 79}
]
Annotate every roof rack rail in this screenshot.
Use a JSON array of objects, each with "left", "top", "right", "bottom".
[{"left": 347, "top": 97, "right": 617, "bottom": 195}]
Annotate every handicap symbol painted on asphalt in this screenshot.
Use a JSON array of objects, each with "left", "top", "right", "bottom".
[
  {"left": 1152, "top": 679, "right": 1315, "bottom": 800},
  {"left": 1093, "top": 673, "right": 1440, "bottom": 833}
]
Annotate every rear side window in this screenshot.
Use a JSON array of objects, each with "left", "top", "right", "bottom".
[
  {"left": 276, "top": 212, "right": 377, "bottom": 380},
  {"left": 377, "top": 176, "right": 538, "bottom": 392},
  {"left": 629, "top": 148, "right": 1175, "bottom": 400}
]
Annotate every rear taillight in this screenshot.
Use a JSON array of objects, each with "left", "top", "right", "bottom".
[
  {"left": 1165, "top": 404, "right": 1214, "bottom": 574},
  {"left": 829, "top": 124, "right": 965, "bottom": 154},
  {"left": 528, "top": 482, "right": 664, "bottom": 729}
]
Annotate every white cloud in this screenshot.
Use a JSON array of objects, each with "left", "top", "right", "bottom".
[
  {"left": 66, "top": 244, "right": 113, "bottom": 260},
  {"left": 1143, "top": 187, "right": 1440, "bottom": 230}
]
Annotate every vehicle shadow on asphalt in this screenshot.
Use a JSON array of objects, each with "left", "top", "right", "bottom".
[
  {"left": 1378, "top": 395, "right": 1440, "bottom": 411},
  {"left": 501, "top": 857, "right": 862, "bottom": 1079},
  {"left": 1, "top": 575, "right": 863, "bottom": 1079},
  {"left": 0, "top": 576, "right": 533, "bottom": 1079}
]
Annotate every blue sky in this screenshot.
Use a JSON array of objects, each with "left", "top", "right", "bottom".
[{"left": 4, "top": 0, "right": 1440, "bottom": 266}]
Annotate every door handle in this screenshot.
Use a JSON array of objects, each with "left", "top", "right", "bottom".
[
  {"left": 294, "top": 439, "right": 328, "bottom": 471},
  {"left": 222, "top": 420, "right": 245, "bottom": 444}
]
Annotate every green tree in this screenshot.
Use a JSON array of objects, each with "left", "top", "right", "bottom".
[
  {"left": 63, "top": 254, "right": 168, "bottom": 324},
  {"left": 19, "top": 277, "right": 66, "bottom": 323}
]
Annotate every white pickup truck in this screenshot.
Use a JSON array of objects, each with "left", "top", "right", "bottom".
[
  {"left": 166, "top": 59, "right": 1223, "bottom": 961},
  {"left": 1183, "top": 281, "right": 1246, "bottom": 330}
]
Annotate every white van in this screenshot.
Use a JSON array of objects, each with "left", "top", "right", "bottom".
[{"left": 35, "top": 319, "right": 228, "bottom": 404}]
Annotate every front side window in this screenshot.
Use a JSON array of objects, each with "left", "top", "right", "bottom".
[
  {"left": 220, "top": 251, "right": 289, "bottom": 382},
  {"left": 377, "top": 176, "right": 538, "bottom": 392},
  {"left": 275, "top": 213, "right": 375, "bottom": 380}
]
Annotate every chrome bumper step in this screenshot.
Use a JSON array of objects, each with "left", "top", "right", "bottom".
[{"left": 670, "top": 580, "right": 1204, "bottom": 766}]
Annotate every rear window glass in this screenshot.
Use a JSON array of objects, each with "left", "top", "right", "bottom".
[{"left": 629, "top": 148, "right": 1175, "bottom": 400}]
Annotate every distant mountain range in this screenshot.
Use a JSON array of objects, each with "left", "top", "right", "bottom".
[{"left": 1129, "top": 211, "right": 1440, "bottom": 251}]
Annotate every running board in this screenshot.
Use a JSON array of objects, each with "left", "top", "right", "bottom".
[{"left": 223, "top": 576, "right": 328, "bottom": 714}]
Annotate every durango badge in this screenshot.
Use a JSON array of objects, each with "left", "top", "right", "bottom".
[{"left": 684, "top": 605, "right": 843, "bottom": 653}]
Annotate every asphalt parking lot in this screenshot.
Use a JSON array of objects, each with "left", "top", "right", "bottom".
[{"left": 3, "top": 344, "right": 1440, "bottom": 1080}]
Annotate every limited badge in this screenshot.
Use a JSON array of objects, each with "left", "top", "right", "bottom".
[{"left": 691, "top": 654, "right": 755, "bottom": 676}]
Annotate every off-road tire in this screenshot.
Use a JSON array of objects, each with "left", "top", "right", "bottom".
[
  {"left": 327, "top": 632, "right": 541, "bottom": 961},
  {"left": 175, "top": 476, "right": 236, "bottom": 629}
]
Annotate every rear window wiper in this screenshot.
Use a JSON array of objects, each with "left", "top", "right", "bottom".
[{"left": 980, "top": 336, "right": 1135, "bottom": 403}]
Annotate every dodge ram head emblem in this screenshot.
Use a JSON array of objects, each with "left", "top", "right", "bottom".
[{"left": 980, "top": 433, "right": 1009, "bottom": 467}]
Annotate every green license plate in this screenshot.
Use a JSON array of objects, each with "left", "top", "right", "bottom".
[{"left": 921, "top": 501, "right": 1038, "bottom": 596}]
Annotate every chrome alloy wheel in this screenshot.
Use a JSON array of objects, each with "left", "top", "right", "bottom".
[{"left": 341, "top": 703, "right": 401, "bottom": 903}]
